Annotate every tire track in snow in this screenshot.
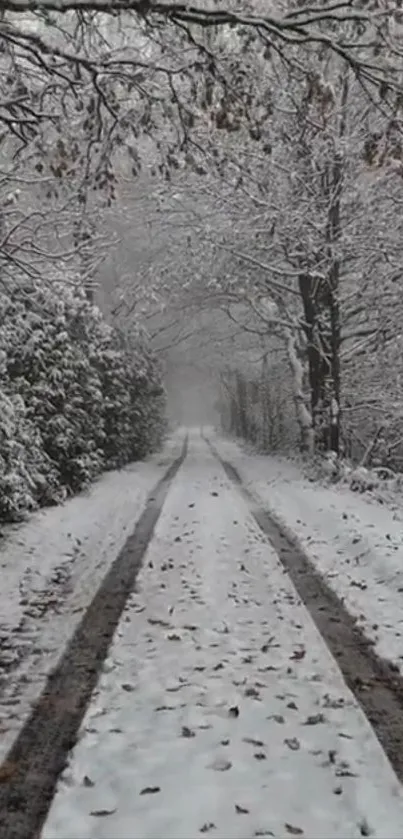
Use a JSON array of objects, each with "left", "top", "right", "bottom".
[
  {"left": 0, "top": 437, "right": 188, "bottom": 839},
  {"left": 206, "top": 434, "right": 403, "bottom": 786}
]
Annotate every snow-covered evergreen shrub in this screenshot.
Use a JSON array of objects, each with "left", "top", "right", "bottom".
[{"left": 0, "top": 277, "right": 166, "bottom": 522}]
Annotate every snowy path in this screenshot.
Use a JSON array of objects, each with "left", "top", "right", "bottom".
[
  {"left": 0, "top": 434, "right": 183, "bottom": 763},
  {"left": 42, "top": 434, "right": 403, "bottom": 839},
  {"left": 211, "top": 434, "right": 403, "bottom": 676}
]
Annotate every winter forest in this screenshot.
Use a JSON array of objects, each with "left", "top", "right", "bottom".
[{"left": 1, "top": 0, "right": 403, "bottom": 521}]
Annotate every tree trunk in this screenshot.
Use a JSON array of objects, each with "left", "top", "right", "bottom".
[{"left": 285, "top": 327, "right": 314, "bottom": 454}]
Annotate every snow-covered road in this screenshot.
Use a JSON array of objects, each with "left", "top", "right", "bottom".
[
  {"left": 42, "top": 434, "right": 403, "bottom": 839},
  {"left": 0, "top": 434, "right": 184, "bottom": 764},
  {"left": 211, "top": 434, "right": 403, "bottom": 676}
]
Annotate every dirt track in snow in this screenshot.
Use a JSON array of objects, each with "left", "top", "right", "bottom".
[
  {"left": 0, "top": 439, "right": 187, "bottom": 839},
  {"left": 1, "top": 431, "right": 403, "bottom": 838},
  {"left": 206, "top": 436, "right": 403, "bottom": 782}
]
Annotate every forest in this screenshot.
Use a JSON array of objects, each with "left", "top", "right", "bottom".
[{"left": 0, "top": 0, "right": 402, "bottom": 520}]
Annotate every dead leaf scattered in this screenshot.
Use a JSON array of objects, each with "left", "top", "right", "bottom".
[
  {"left": 336, "top": 767, "right": 358, "bottom": 778},
  {"left": 269, "top": 714, "right": 285, "bottom": 724},
  {"left": 166, "top": 682, "right": 189, "bottom": 692},
  {"left": 181, "top": 726, "right": 195, "bottom": 738},
  {"left": 148, "top": 618, "right": 170, "bottom": 628},
  {"left": 254, "top": 751, "right": 267, "bottom": 760},
  {"left": 244, "top": 686, "right": 260, "bottom": 698},
  {"left": 261, "top": 637, "right": 276, "bottom": 652},
  {"left": 90, "top": 808, "right": 117, "bottom": 817},
  {"left": 83, "top": 775, "right": 95, "bottom": 787},
  {"left": 200, "top": 823, "right": 216, "bottom": 833},
  {"left": 167, "top": 633, "right": 181, "bottom": 641},
  {"left": 235, "top": 804, "right": 249, "bottom": 814},
  {"left": 210, "top": 757, "right": 232, "bottom": 771},
  {"left": 304, "top": 713, "right": 326, "bottom": 726},
  {"left": 243, "top": 737, "right": 265, "bottom": 747},
  {"left": 290, "top": 648, "right": 306, "bottom": 661},
  {"left": 285, "top": 823, "right": 304, "bottom": 835},
  {"left": 121, "top": 683, "right": 135, "bottom": 692},
  {"left": 140, "top": 786, "right": 161, "bottom": 795},
  {"left": 229, "top": 705, "right": 239, "bottom": 718},
  {"left": 359, "top": 818, "right": 373, "bottom": 836},
  {"left": 284, "top": 737, "right": 300, "bottom": 751}
]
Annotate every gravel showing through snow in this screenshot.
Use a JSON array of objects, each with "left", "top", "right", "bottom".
[{"left": 43, "top": 434, "right": 403, "bottom": 839}]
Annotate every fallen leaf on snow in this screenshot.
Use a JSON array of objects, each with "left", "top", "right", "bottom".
[
  {"left": 181, "top": 726, "right": 195, "bottom": 738},
  {"left": 269, "top": 714, "right": 285, "bottom": 724},
  {"left": 290, "top": 649, "right": 306, "bottom": 661},
  {"left": 303, "top": 713, "right": 326, "bottom": 726},
  {"left": 254, "top": 831, "right": 274, "bottom": 837},
  {"left": 243, "top": 737, "right": 265, "bottom": 747},
  {"left": 284, "top": 737, "right": 300, "bottom": 751},
  {"left": 83, "top": 775, "right": 95, "bottom": 787},
  {"left": 121, "top": 683, "right": 135, "bottom": 692},
  {"left": 209, "top": 757, "right": 232, "bottom": 771},
  {"left": 261, "top": 637, "right": 276, "bottom": 652},
  {"left": 148, "top": 618, "right": 170, "bottom": 628},
  {"left": 200, "top": 823, "right": 216, "bottom": 833},
  {"left": 90, "top": 809, "right": 117, "bottom": 817},
  {"left": 244, "top": 686, "right": 260, "bottom": 699},
  {"left": 235, "top": 804, "right": 249, "bottom": 814},
  {"left": 358, "top": 818, "right": 373, "bottom": 836},
  {"left": 166, "top": 682, "right": 189, "bottom": 692},
  {"left": 285, "top": 823, "right": 304, "bottom": 835},
  {"left": 254, "top": 751, "right": 267, "bottom": 760},
  {"left": 336, "top": 766, "right": 358, "bottom": 778},
  {"left": 140, "top": 786, "right": 161, "bottom": 795},
  {"left": 228, "top": 705, "right": 239, "bottom": 718},
  {"left": 167, "top": 633, "right": 181, "bottom": 641}
]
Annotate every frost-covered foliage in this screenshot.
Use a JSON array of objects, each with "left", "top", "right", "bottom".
[
  {"left": 0, "top": 279, "right": 166, "bottom": 522},
  {"left": 218, "top": 359, "right": 299, "bottom": 454}
]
